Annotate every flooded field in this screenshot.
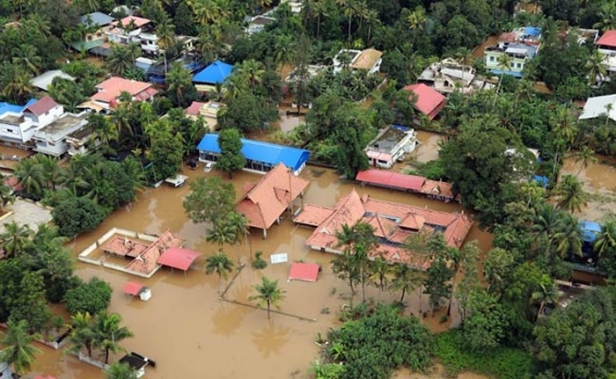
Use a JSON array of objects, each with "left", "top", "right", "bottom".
[
  {"left": 28, "top": 165, "right": 492, "bottom": 379},
  {"left": 561, "top": 155, "right": 616, "bottom": 221},
  {"left": 413, "top": 131, "right": 445, "bottom": 164}
]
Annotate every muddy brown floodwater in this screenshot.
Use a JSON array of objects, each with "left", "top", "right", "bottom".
[{"left": 27, "top": 166, "right": 492, "bottom": 379}]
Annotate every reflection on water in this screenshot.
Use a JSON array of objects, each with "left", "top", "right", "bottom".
[{"left": 34, "top": 165, "right": 493, "bottom": 379}]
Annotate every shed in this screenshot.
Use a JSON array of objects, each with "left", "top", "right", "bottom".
[
  {"left": 157, "top": 247, "right": 200, "bottom": 271},
  {"left": 356, "top": 170, "right": 425, "bottom": 192},
  {"left": 288, "top": 262, "right": 320, "bottom": 282},
  {"left": 123, "top": 282, "right": 145, "bottom": 296}
]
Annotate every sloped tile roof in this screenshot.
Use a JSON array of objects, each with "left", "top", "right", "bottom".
[
  {"left": 597, "top": 30, "right": 616, "bottom": 48},
  {"left": 92, "top": 77, "right": 154, "bottom": 103},
  {"left": 236, "top": 163, "right": 309, "bottom": 230},
  {"left": 25, "top": 96, "right": 58, "bottom": 116},
  {"left": 403, "top": 83, "right": 447, "bottom": 120}
]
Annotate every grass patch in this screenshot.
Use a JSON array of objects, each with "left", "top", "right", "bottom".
[{"left": 433, "top": 330, "right": 532, "bottom": 379}]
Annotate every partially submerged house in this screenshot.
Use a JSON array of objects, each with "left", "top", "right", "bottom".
[
  {"left": 403, "top": 83, "right": 447, "bottom": 120},
  {"left": 185, "top": 101, "right": 223, "bottom": 130},
  {"left": 32, "top": 111, "right": 89, "bottom": 157},
  {"left": 578, "top": 94, "right": 616, "bottom": 122},
  {"left": 333, "top": 48, "right": 383, "bottom": 75},
  {"left": 365, "top": 125, "right": 418, "bottom": 169},
  {"left": 356, "top": 170, "right": 458, "bottom": 203},
  {"left": 197, "top": 134, "right": 310, "bottom": 175},
  {"left": 484, "top": 26, "right": 542, "bottom": 78},
  {"left": 192, "top": 60, "right": 234, "bottom": 92},
  {"left": 417, "top": 58, "right": 493, "bottom": 95},
  {"left": 294, "top": 190, "right": 472, "bottom": 267},
  {"left": 71, "top": 12, "right": 115, "bottom": 51},
  {"left": 236, "top": 163, "right": 309, "bottom": 238},
  {"left": 81, "top": 77, "right": 158, "bottom": 112}
]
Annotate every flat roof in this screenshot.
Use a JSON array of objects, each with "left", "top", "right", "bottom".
[
  {"left": 31, "top": 70, "right": 75, "bottom": 91},
  {"left": 197, "top": 134, "right": 310, "bottom": 171},
  {"left": 35, "top": 114, "right": 88, "bottom": 139}
]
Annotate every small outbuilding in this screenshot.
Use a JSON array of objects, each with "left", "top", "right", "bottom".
[
  {"left": 123, "top": 282, "right": 152, "bottom": 301},
  {"left": 157, "top": 246, "right": 200, "bottom": 271},
  {"left": 288, "top": 262, "right": 320, "bottom": 282}
]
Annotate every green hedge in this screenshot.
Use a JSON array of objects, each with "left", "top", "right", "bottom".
[{"left": 433, "top": 330, "right": 532, "bottom": 379}]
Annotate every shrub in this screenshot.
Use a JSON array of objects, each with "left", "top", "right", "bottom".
[
  {"left": 64, "top": 277, "right": 112, "bottom": 316},
  {"left": 52, "top": 197, "right": 106, "bottom": 237},
  {"left": 251, "top": 251, "right": 267, "bottom": 269},
  {"left": 434, "top": 329, "right": 532, "bottom": 379}
]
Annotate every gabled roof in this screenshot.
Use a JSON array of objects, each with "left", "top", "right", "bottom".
[
  {"left": 157, "top": 247, "right": 200, "bottom": 271},
  {"left": 236, "top": 163, "right": 309, "bottom": 230},
  {"left": 92, "top": 77, "right": 155, "bottom": 104},
  {"left": 24, "top": 96, "right": 59, "bottom": 116},
  {"left": 350, "top": 48, "right": 382, "bottom": 70},
  {"left": 192, "top": 60, "right": 234, "bottom": 84},
  {"left": 112, "top": 16, "right": 151, "bottom": 28},
  {"left": 30, "top": 70, "right": 75, "bottom": 91},
  {"left": 288, "top": 262, "right": 320, "bottom": 282},
  {"left": 197, "top": 134, "right": 310, "bottom": 171},
  {"left": 597, "top": 30, "right": 616, "bottom": 48},
  {"left": 403, "top": 83, "right": 447, "bottom": 120},
  {"left": 356, "top": 170, "right": 425, "bottom": 192},
  {"left": 579, "top": 94, "right": 616, "bottom": 121},
  {"left": 0, "top": 99, "right": 36, "bottom": 116},
  {"left": 80, "top": 12, "right": 115, "bottom": 27}
]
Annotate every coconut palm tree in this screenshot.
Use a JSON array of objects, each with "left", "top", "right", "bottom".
[
  {"left": 67, "top": 312, "right": 96, "bottom": 358},
  {"left": 549, "top": 106, "right": 578, "bottom": 148},
  {"left": 165, "top": 62, "right": 194, "bottom": 108},
  {"left": 593, "top": 2, "right": 616, "bottom": 32},
  {"left": 554, "top": 175, "right": 587, "bottom": 213},
  {"left": 3, "top": 68, "right": 34, "bottom": 104},
  {"left": 93, "top": 312, "right": 134, "bottom": 364},
  {"left": 249, "top": 276, "right": 286, "bottom": 319},
  {"left": 390, "top": 263, "right": 422, "bottom": 303},
  {"left": 12, "top": 44, "right": 43, "bottom": 75},
  {"left": 223, "top": 73, "right": 249, "bottom": 100},
  {"left": 274, "top": 35, "right": 295, "bottom": 71},
  {"left": 594, "top": 219, "right": 616, "bottom": 258},
  {"left": 107, "top": 44, "right": 141, "bottom": 77},
  {"left": 205, "top": 251, "right": 235, "bottom": 294},
  {"left": 35, "top": 154, "right": 60, "bottom": 190},
  {"left": 122, "top": 157, "right": 147, "bottom": 194},
  {"left": 207, "top": 218, "right": 236, "bottom": 252},
  {"left": 572, "top": 146, "right": 597, "bottom": 175},
  {"left": 368, "top": 254, "right": 392, "bottom": 293},
  {"left": 237, "top": 59, "right": 266, "bottom": 88},
  {"left": 553, "top": 213, "right": 583, "bottom": 258},
  {"left": 0, "top": 319, "right": 41, "bottom": 376},
  {"left": 586, "top": 49, "right": 607, "bottom": 86},
  {"left": 312, "top": 0, "right": 328, "bottom": 38},
  {"left": 89, "top": 113, "right": 119, "bottom": 146},
  {"left": 155, "top": 16, "right": 175, "bottom": 75},
  {"left": 0, "top": 221, "right": 33, "bottom": 258},
  {"left": 530, "top": 282, "right": 560, "bottom": 320},
  {"left": 495, "top": 53, "right": 513, "bottom": 97},
  {"left": 105, "top": 362, "right": 138, "bottom": 379},
  {"left": 15, "top": 157, "right": 45, "bottom": 198},
  {"left": 226, "top": 211, "right": 250, "bottom": 260},
  {"left": 32, "top": 223, "right": 68, "bottom": 250}
]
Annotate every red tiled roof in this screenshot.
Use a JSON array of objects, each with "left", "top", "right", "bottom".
[
  {"left": 185, "top": 101, "right": 207, "bottom": 116},
  {"left": 25, "top": 95, "right": 58, "bottom": 116},
  {"left": 157, "top": 247, "right": 200, "bottom": 271},
  {"left": 112, "top": 16, "right": 151, "bottom": 28},
  {"left": 356, "top": 170, "right": 425, "bottom": 192},
  {"left": 300, "top": 189, "right": 472, "bottom": 268},
  {"left": 236, "top": 163, "right": 309, "bottom": 230},
  {"left": 403, "top": 83, "right": 447, "bottom": 120},
  {"left": 293, "top": 204, "right": 335, "bottom": 226},
  {"left": 597, "top": 30, "right": 616, "bottom": 48},
  {"left": 125, "top": 230, "right": 184, "bottom": 274},
  {"left": 123, "top": 282, "right": 145, "bottom": 296},
  {"left": 288, "top": 262, "right": 320, "bottom": 282},
  {"left": 421, "top": 179, "right": 454, "bottom": 200},
  {"left": 92, "top": 77, "right": 153, "bottom": 104}
]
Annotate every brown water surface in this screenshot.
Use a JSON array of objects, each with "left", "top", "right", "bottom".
[{"left": 30, "top": 166, "right": 492, "bottom": 379}]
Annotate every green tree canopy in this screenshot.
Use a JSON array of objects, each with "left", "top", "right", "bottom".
[
  {"left": 65, "top": 277, "right": 112, "bottom": 316},
  {"left": 183, "top": 176, "right": 236, "bottom": 225}
]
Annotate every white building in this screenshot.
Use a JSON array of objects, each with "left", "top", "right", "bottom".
[
  {"left": 105, "top": 16, "right": 151, "bottom": 45},
  {"left": 365, "top": 125, "right": 418, "bottom": 169},
  {"left": 32, "top": 112, "right": 89, "bottom": 157},
  {"left": 418, "top": 58, "right": 494, "bottom": 95},
  {"left": 333, "top": 48, "right": 382, "bottom": 75},
  {"left": 579, "top": 94, "right": 616, "bottom": 122},
  {"left": 0, "top": 96, "right": 63, "bottom": 148}
]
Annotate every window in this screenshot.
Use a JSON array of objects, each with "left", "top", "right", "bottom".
[{"left": 489, "top": 56, "right": 495, "bottom": 62}]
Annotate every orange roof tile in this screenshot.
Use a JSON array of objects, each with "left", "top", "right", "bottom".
[
  {"left": 293, "top": 204, "right": 334, "bottom": 226},
  {"left": 236, "top": 163, "right": 309, "bottom": 230},
  {"left": 125, "top": 230, "right": 184, "bottom": 274},
  {"left": 92, "top": 77, "right": 154, "bottom": 104},
  {"left": 112, "top": 16, "right": 151, "bottom": 28}
]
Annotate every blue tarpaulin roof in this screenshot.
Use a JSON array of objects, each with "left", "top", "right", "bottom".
[
  {"left": 523, "top": 26, "right": 541, "bottom": 37},
  {"left": 580, "top": 220, "right": 601, "bottom": 243},
  {"left": 0, "top": 99, "right": 36, "bottom": 116},
  {"left": 533, "top": 175, "right": 549, "bottom": 188},
  {"left": 197, "top": 134, "right": 310, "bottom": 171},
  {"left": 192, "top": 61, "right": 233, "bottom": 84}
]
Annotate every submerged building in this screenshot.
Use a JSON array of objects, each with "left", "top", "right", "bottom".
[{"left": 365, "top": 125, "right": 418, "bottom": 169}]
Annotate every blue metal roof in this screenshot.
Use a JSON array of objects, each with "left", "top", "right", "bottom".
[
  {"left": 489, "top": 69, "right": 524, "bottom": 78},
  {"left": 80, "top": 12, "right": 115, "bottom": 27},
  {"left": 580, "top": 220, "right": 601, "bottom": 243},
  {"left": 197, "top": 134, "right": 310, "bottom": 171},
  {"left": 533, "top": 175, "right": 549, "bottom": 188},
  {"left": 523, "top": 26, "right": 541, "bottom": 38},
  {"left": 0, "top": 99, "right": 36, "bottom": 116},
  {"left": 192, "top": 61, "right": 233, "bottom": 84}
]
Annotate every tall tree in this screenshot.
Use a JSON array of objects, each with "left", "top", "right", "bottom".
[
  {"left": 554, "top": 175, "right": 587, "bottom": 213},
  {"left": 15, "top": 157, "right": 45, "bottom": 199},
  {"left": 0, "top": 221, "right": 33, "bottom": 258},
  {"left": 155, "top": 16, "right": 175, "bottom": 75},
  {"left": 205, "top": 251, "right": 235, "bottom": 294},
  {"left": 105, "top": 362, "right": 138, "bottom": 379},
  {"left": 165, "top": 62, "right": 198, "bottom": 108},
  {"left": 0, "top": 319, "right": 41, "bottom": 376},
  {"left": 183, "top": 176, "right": 235, "bottom": 225},
  {"left": 216, "top": 128, "right": 246, "bottom": 178},
  {"left": 67, "top": 312, "right": 96, "bottom": 358},
  {"left": 390, "top": 263, "right": 422, "bottom": 303},
  {"left": 93, "top": 312, "right": 133, "bottom": 364},
  {"left": 249, "top": 277, "right": 286, "bottom": 319}
]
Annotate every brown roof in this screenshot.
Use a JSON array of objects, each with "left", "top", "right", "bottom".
[
  {"left": 101, "top": 236, "right": 149, "bottom": 258},
  {"left": 124, "top": 230, "right": 184, "bottom": 274},
  {"left": 351, "top": 48, "right": 383, "bottom": 70},
  {"left": 299, "top": 189, "right": 472, "bottom": 268},
  {"left": 25, "top": 96, "right": 58, "bottom": 116},
  {"left": 420, "top": 180, "right": 454, "bottom": 200},
  {"left": 236, "top": 163, "right": 309, "bottom": 230}
]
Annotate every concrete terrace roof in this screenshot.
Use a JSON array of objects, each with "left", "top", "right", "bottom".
[
  {"left": 579, "top": 94, "right": 616, "bottom": 121},
  {"left": 192, "top": 61, "right": 234, "bottom": 84},
  {"left": 31, "top": 70, "right": 75, "bottom": 91},
  {"left": 79, "top": 12, "right": 115, "bottom": 27},
  {"left": 197, "top": 134, "right": 310, "bottom": 172},
  {"left": 597, "top": 30, "right": 616, "bottom": 48},
  {"left": 350, "top": 48, "right": 382, "bottom": 70}
]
